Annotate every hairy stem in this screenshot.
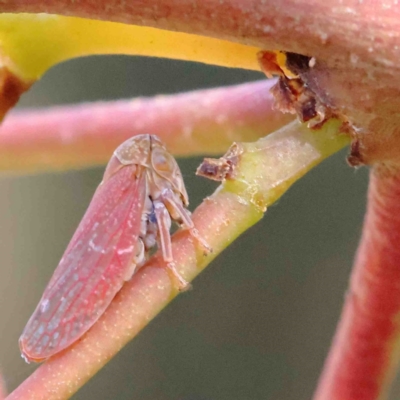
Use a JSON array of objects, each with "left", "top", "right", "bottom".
[
  {"left": 7, "top": 120, "right": 349, "bottom": 400},
  {"left": 314, "top": 166, "right": 400, "bottom": 400},
  {"left": 0, "top": 80, "right": 292, "bottom": 174}
]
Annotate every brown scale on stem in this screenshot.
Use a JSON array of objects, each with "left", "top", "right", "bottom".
[
  {"left": 258, "top": 50, "right": 331, "bottom": 127},
  {"left": 347, "top": 139, "right": 365, "bottom": 167},
  {"left": 196, "top": 143, "right": 242, "bottom": 182},
  {"left": 258, "top": 50, "right": 360, "bottom": 164},
  {"left": 0, "top": 67, "right": 32, "bottom": 120}
]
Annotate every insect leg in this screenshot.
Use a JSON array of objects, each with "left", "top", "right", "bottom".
[
  {"left": 160, "top": 189, "right": 212, "bottom": 254},
  {"left": 122, "top": 239, "right": 146, "bottom": 281},
  {"left": 153, "top": 201, "right": 190, "bottom": 291}
]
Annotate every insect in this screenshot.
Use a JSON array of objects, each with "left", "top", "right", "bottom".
[{"left": 19, "top": 134, "right": 209, "bottom": 363}]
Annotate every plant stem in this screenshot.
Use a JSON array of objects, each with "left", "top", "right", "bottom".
[
  {"left": 1, "top": 80, "right": 292, "bottom": 174},
  {"left": 314, "top": 166, "right": 400, "bottom": 400},
  {"left": 0, "top": 14, "right": 260, "bottom": 81},
  {"left": 0, "top": 3, "right": 397, "bottom": 165},
  {"left": 1, "top": 1, "right": 397, "bottom": 67},
  {"left": 0, "top": 373, "right": 5, "bottom": 400},
  {"left": 7, "top": 120, "right": 348, "bottom": 400}
]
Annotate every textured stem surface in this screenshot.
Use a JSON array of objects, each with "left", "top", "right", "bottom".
[
  {"left": 1, "top": 0, "right": 398, "bottom": 67},
  {"left": 0, "top": 3, "right": 398, "bottom": 164},
  {"left": 0, "top": 80, "right": 293, "bottom": 173},
  {"left": 314, "top": 166, "right": 400, "bottom": 400},
  {"left": 7, "top": 120, "right": 348, "bottom": 400}
]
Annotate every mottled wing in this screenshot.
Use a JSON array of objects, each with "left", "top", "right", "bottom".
[{"left": 20, "top": 165, "right": 147, "bottom": 362}]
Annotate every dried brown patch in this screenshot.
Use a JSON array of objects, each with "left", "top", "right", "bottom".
[
  {"left": 258, "top": 50, "right": 369, "bottom": 166},
  {"left": 284, "top": 52, "right": 313, "bottom": 76},
  {"left": 197, "top": 143, "right": 243, "bottom": 181},
  {"left": 0, "top": 67, "right": 32, "bottom": 119},
  {"left": 347, "top": 139, "right": 365, "bottom": 167},
  {"left": 257, "top": 51, "right": 285, "bottom": 78},
  {"left": 259, "top": 50, "right": 333, "bottom": 129}
]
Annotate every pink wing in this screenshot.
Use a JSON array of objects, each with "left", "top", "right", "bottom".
[{"left": 19, "top": 165, "right": 147, "bottom": 362}]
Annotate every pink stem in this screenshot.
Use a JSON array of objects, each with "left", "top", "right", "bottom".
[
  {"left": 0, "top": 0, "right": 398, "bottom": 68},
  {"left": 314, "top": 166, "right": 400, "bottom": 400},
  {"left": 0, "top": 80, "right": 292, "bottom": 173},
  {"left": 0, "top": 373, "right": 5, "bottom": 400},
  {"left": 6, "top": 189, "right": 258, "bottom": 400},
  {"left": 2, "top": 1, "right": 399, "bottom": 164}
]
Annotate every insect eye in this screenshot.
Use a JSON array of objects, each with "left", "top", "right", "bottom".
[{"left": 152, "top": 148, "right": 175, "bottom": 173}]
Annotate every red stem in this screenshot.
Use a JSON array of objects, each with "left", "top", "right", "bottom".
[{"left": 314, "top": 166, "right": 400, "bottom": 400}]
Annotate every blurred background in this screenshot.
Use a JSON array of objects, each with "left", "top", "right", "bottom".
[{"left": 0, "top": 56, "right": 369, "bottom": 399}]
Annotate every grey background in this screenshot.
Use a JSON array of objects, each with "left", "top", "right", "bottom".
[{"left": 0, "top": 56, "right": 369, "bottom": 399}]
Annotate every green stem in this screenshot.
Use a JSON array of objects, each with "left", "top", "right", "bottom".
[{"left": 7, "top": 120, "right": 349, "bottom": 400}]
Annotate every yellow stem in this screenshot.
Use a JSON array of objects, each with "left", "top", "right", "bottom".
[{"left": 0, "top": 13, "right": 261, "bottom": 81}]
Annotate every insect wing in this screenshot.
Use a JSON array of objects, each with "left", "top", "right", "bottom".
[{"left": 20, "top": 165, "right": 147, "bottom": 362}]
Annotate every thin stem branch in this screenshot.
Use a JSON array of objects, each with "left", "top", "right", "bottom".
[
  {"left": 7, "top": 120, "right": 348, "bottom": 400},
  {"left": 0, "top": 80, "right": 292, "bottom": 173},
  {"left": 314, "top": 166, "right": 400, "bottom": 400}
]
